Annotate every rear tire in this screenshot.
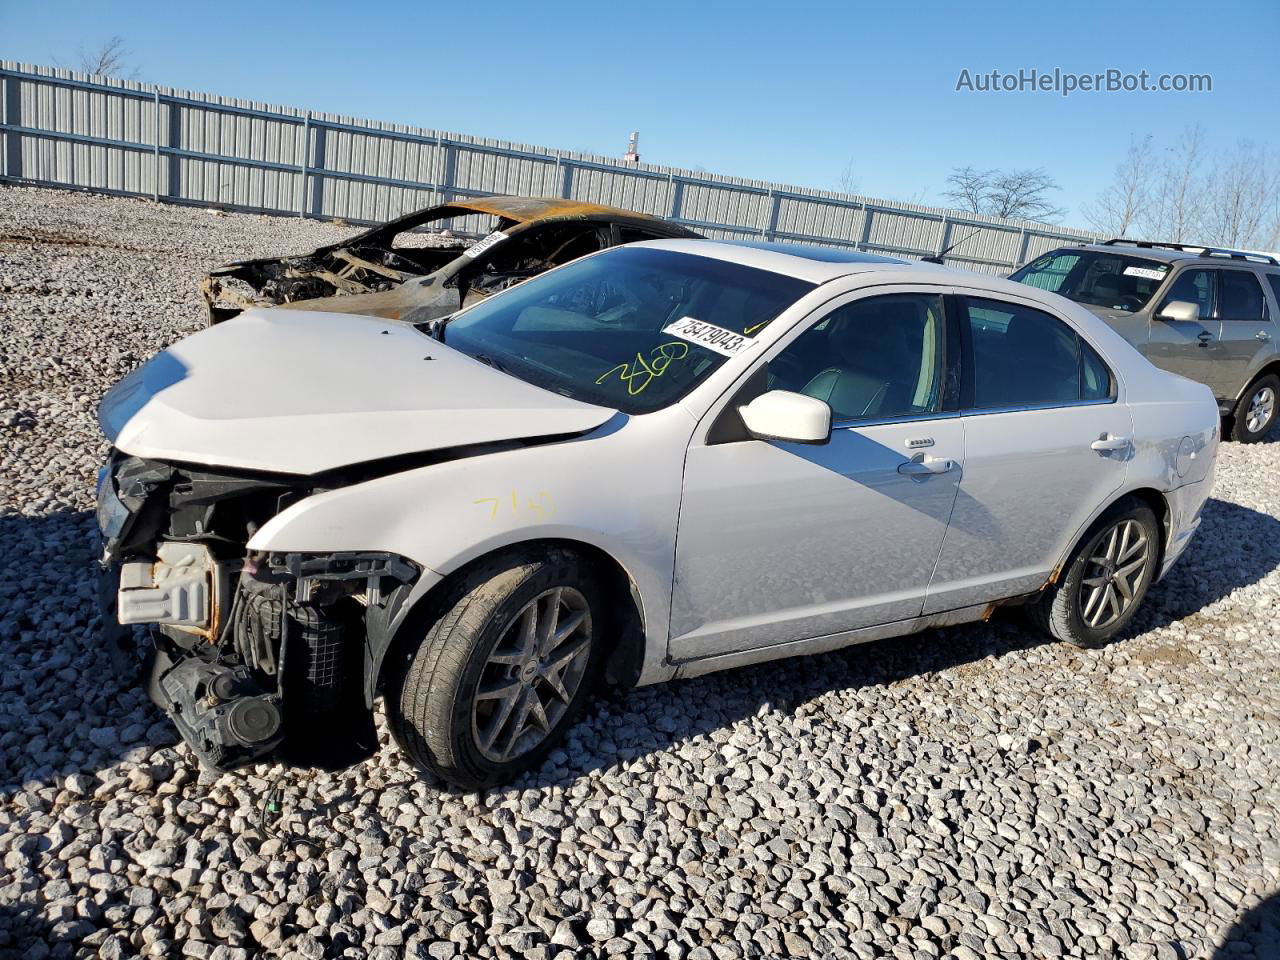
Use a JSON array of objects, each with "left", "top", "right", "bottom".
[
  {"left": 1230, "top": 374, "right": 1279, "bottom": 443},
  {"left": 1032, "top": 497, "right": 1159, "bottom": 648},
  {"left": 386, "top": 548, "right": 603, "bottom": 789}
]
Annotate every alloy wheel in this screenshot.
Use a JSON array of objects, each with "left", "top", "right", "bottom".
[
  {"left": 1246, "top": 385, "right": 1276, "bottom": 435},
  {"left": 471, "top": 587, "right": 593, "bottom": 763},
  {"left": 1078, "top": 519, "right": 1150, "bottom": 630}
]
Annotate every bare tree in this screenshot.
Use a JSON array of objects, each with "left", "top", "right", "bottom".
[
  {"left": 941, "top": 166, "right": 991, "bottom": 215},
  {"left": 1083, "top": 136, "right": 1153, "bottom": 237},
  {"left": 1140, "top": 125, "right": 1205, "bottom": 243},
  {"left": 942, "top": 166, "right": 1063, "bottom": 222},
  {"left": 836, "top": 159, "right": 859, "bottom": 196},
  {"left": 76, "top": 36, "right": 138, "bottom": 79},
  {"left": 1197, "top": 140, "right": 1278, "bottom": 250}
]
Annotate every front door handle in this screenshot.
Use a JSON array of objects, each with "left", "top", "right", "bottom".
[
  {"left": 1257, "top": 330, "right": 1272, "bottom": 341},
  {"left": 898, "top": 455, "right": 956, "bottom": 476},
  {"left": 1091, "top": 435, "right": 1131, "bottom": 453},
  {"left": 1197, "top": 331, "right": 1213, "bottom": 346}
]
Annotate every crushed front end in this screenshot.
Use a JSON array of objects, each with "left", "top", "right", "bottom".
[{"left": 96, "top": 452, "right": 420, "bottom": 771}]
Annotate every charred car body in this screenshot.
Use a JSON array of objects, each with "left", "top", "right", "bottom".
[{"left": 201, "top": 196, "right": 700, "bottom": 326}]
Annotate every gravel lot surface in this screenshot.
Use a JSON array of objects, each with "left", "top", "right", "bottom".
[{"left": 2, "top": 184, "right": 1279, "bottom": 960}]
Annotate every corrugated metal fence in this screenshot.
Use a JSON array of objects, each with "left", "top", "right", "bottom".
[{"left": 0, "top": 61, "right": 1102, "bottom": 273}]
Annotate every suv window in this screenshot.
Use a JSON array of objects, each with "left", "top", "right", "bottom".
[
  {"left": 1267, "top": 275, "right": 1280, "bottom": 314},
  {"left": 1010, "top": 250, "right": 1170, "bottom": 313},
  {"left": 767, "top": 294, "right": 944, "bottom": 422},
  {"left": 962, "top": 298, "right": 1111, "bottom": 409},
  {"left": 1218, "top": 270, "right": 1267, "bottom": 321},
  {"left": 1158, "top": 268, "right": 1215, "bottom": 320}
]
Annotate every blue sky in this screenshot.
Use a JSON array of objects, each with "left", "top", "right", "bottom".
[{"left": 2, "top": 0, "right": 1275, "bottom": 224}]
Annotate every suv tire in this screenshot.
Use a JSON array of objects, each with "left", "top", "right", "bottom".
[
  {"left": 386, "top": 548, "right": 603, "bottom": 789},
  {"left": 1230, "top": 374, "right": 1279, "bottom": 443},
  {"left": 1032, "top": 497, "right": 1160, "bottom": 648}
]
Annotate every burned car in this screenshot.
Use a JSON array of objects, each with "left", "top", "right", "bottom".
[{"left": 201, "top": 196, "right": 700, "bottom": 326}]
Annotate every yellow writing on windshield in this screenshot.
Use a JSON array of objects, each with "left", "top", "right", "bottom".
[{"left": 596, "top": 341, "right": 689, "bottom": 396}]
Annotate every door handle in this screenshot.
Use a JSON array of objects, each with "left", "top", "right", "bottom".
[
  {"left": 1091, "top": 435, "right": 1131, "bottom": 453},
  {"left": 898, "top": 455, "right": 955, "bottom": 476},
  {"left": 1197, "top": 331, "right": 1213, "bottom": 346},
  {"left": 1257, "top": 331, "right": 1272, "bottom": 342}
]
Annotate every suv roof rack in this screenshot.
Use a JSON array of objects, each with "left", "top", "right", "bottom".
[{"left": 1100, "top": 237, "right": 1279, "bottom": 266}]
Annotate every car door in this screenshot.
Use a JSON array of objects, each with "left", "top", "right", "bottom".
[
  {"left": 923, "top": 293, "right": 1131, "bottom": 614},
  {"left": 1212, "top": 268, "right": 1276, "bottom": 399},
  {"left": 669, "top": 290, "right": 965, "bottom": 662},
  {"left": 1146, "top": 266, "right": 1219, "bottom": 384}
]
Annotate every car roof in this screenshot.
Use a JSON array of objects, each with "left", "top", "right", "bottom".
[
  {"left": 631, "top": 238, "right": 948, "bottom": 283},
  {"left": 448, "top": 196, "right": 670, "bottom": 224},
  {"left": 1058, "top": 240, "right": 1280, "bottom": 268}
]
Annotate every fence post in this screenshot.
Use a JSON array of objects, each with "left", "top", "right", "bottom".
[
  {"left": 937, "top": 216, "right": 952, "bottom": 260},
  {"left": 297, "top": 111, "right": 309, "bottom": 217},
  {"left": 856, "top": 204, "right": 873, "bottom": 251},
  {"left": 1016, "top": 227, "right": 1030, "bottom": 267},
  {"left": 559, "top": 157, "right": 573, "bottom": 199},
  {"left": 151, "top": 90, "right": 161, "bottom": 202},
  {"left": 763, "top": 189, "right": 779, "bottom": 239}
]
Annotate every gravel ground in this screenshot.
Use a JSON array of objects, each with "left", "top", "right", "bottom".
[{"left": 2, "top": 184, "right": 1279, "bottom": 960}]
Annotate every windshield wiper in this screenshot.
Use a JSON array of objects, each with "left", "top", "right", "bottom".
[{"left": 472, "top": 353, "right": 507, "bottom": 372}]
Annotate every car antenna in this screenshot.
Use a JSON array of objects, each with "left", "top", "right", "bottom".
[{"left": 922, "top": 228, "right": 981, "bottom": 265}]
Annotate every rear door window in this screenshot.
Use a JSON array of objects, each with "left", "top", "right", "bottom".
[
  {"left": 1217, "top": 270, "right": 1267, "bottom": 321},
  {"left": 962, "top": 298, "right": 1111, "bottom": 409}
]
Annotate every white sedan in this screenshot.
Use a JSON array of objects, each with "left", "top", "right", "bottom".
[{"left": 98, "top": 239, "right": 1219, "bottom": 788}]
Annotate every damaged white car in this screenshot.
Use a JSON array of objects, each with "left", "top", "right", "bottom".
[{"left": 98, "top": 240, "right": 1219, "bottom": 788}]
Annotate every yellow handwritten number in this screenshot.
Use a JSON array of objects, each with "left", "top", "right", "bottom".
[{"left": 596, "top": 341, "right": 689, "bottom": 396}]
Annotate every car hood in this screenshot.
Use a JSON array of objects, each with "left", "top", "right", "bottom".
[{"left": 99, "top": 309, "right": 616, "bottom": 474}]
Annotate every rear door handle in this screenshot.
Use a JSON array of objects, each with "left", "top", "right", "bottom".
[
  {"left": 1257, "top": 330, "right": 1272, "bottom": 341},
  {"left": 1091, "top": 435, "right": 1131, "bottom": 453},
  {"left": 898, "top": 455, "right": 956, "bottom": 476}
]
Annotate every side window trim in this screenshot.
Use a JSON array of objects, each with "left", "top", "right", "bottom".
[{"left": 954, "top": 294, "right": 1117, "bottom": 414}]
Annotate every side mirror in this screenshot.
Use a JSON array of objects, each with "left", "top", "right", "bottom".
[
  {"left": 1155, "top": 300, "right": 1200, "bottom": 323},
  {"left": 738, "top": 390, "right": 832, "bottom": 444}
]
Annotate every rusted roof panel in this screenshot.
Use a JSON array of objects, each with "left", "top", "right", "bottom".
[{"left": 448, "top": 196, "right": 665, "bottom": 223}]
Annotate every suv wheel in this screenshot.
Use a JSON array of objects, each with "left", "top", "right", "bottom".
[
  {"left": 1231, "top": 374, "right": 1279, "bottom": 443},
  {"left": 1032, "top": 497, "right": 1159, "bottom": 648},
  {"left": 386, "top": 549, "right": 603, "bottom": 789}
]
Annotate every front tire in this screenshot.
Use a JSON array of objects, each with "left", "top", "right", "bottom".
[
  {"left": 386, "top": 549, "right": 603, "bottom": 789},
  {"left": 1032, "top": 498, "right": 1159, "bottom": 648},
  {"left": 1230, "top": 374, "right": 1279, "bottom": 443}
]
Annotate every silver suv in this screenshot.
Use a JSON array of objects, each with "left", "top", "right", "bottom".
[{"left": 1010, "top": 239, "right": 1280, "bottom": 442}]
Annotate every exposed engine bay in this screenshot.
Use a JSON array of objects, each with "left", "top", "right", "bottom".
[
  {"left": 97, "top": 453, "right": 422, "bottom": 770},
  {"left": 200, "top": 196, "right": 699, "bottom": 326}
]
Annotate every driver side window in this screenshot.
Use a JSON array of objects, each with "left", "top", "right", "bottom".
[
  {"left": 1158, "top": 268, "right": 1214, "bottom": 320},
  {"left": 769, "top": 294, "right": 945, "bottom": 422}
]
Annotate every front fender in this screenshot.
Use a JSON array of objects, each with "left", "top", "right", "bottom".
[{"left": 248, "top": 410, "right": 694, "bottom": 686}]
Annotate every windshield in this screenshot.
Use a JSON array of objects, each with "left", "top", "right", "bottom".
[
  {"left": 1010, "top": 250, "right": 1172, "bottom": 313},
  {"left": 440, "top": 246, "right": 814, "bottom": 414}
]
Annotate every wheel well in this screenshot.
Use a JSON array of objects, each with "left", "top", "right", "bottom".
[
  {"left": 1121, "top": 487, "right": 1170, "bottom": 571},
  {"left": 1236, "top": 361, "right": 1280, "bottom": 403},
  {"left": 381, "top": 538, "right": 647, "bottom": 696}
]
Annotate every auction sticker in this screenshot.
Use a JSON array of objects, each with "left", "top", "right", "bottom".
[
  {"left": 463, "top": 230, "right": 508, "bottom": 259},
  {"left": 662, "top": 317, "right": 757, "bottom": 357},
  {"left": 1123, "top": 265, "right": 1167, "bottom": 281}
]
